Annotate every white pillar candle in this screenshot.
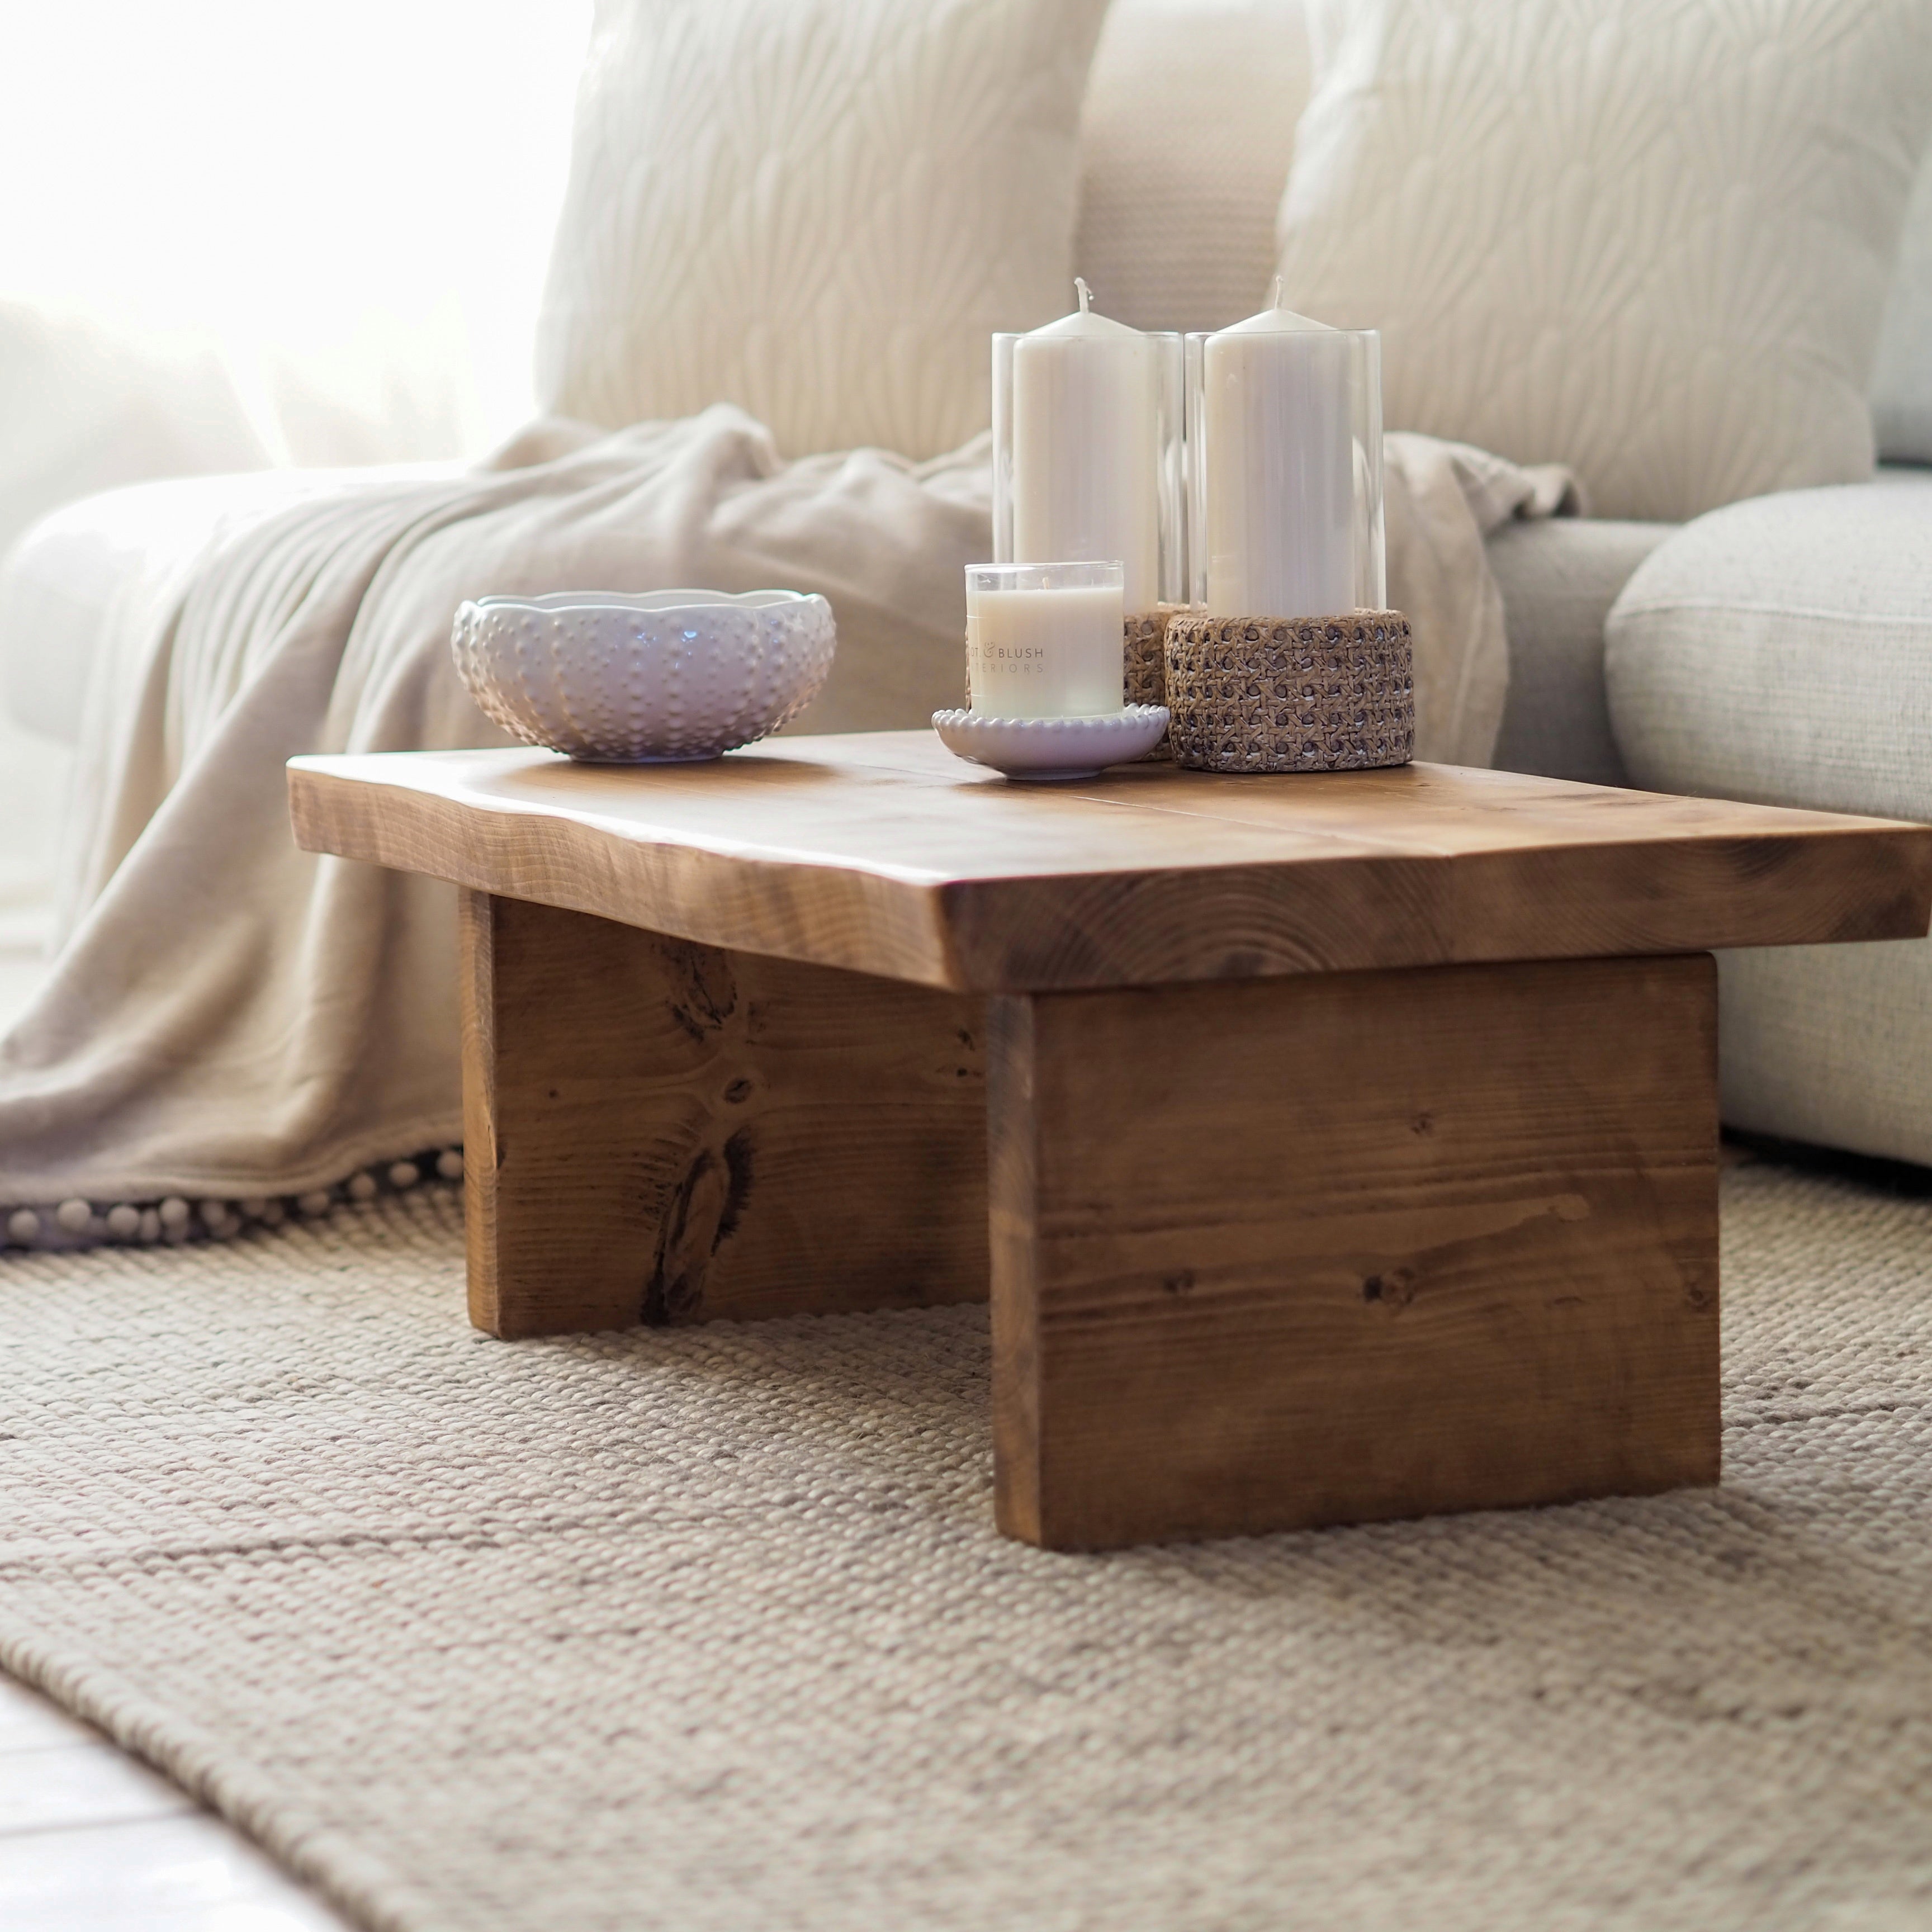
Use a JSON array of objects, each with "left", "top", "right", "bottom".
[
  {"left": 1010, "top": 281, "right": 1161, "bottom": 614},
  {"left": 1202, "top": 291, "right": 1356, "bottom": 620},
  {"left": 967, "top": 564, "right": 1124, "bottom": 719}
]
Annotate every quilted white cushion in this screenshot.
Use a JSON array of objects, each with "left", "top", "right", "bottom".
[
  {"left": 1873, "top": 155, "right": 1932, "bottom": 464},
  {"left": 1074, "top": 0, "right": 1310, "bottom": 335},
  {"left": 1275, "top": 0, "right": 1932, "bottom": 521},
  {"left": 534, "top": 0, "right": 1110, "bottom": 462}
]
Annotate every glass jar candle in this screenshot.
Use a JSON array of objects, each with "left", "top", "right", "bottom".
[{"left": 965, "top": 561, "right": 1125, "bottom": 718}]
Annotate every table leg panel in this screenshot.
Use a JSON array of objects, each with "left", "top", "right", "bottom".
[
  {"left": 461, "top": 891, "right": 988, "bottom": 1336},
  {"left": 989, "top": 954, "right": 1721, "bottom": 1549}
]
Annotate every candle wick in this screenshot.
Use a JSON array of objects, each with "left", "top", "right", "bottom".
[
  {"left": 1074, "top": 277, "right": 1092, "bottom": 315},
  {"left": 1270, "top": 273, "right": 1285, "bottom": 310}
]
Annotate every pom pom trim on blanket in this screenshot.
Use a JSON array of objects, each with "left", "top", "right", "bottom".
[{"left": 0, "top": 1148, "right": 465, "bottom": 1253}]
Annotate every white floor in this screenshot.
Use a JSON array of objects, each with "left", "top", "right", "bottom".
[{"left": 0, "top": 1674, "right": 345, "bottom": 1930}]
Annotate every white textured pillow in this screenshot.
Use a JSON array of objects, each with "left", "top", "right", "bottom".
[
  {"left": 1873, "top": 154, "right": 1932, "bottom": 465},
  {"left": 1074, "top": 0, "right": 1311, "bottom": 335},
  {"left": 1276, "top": 0, "right": 1932, "bottom": 521},
  {"left": 535, "top": 0, "right": 1110, "bottom": 462}
]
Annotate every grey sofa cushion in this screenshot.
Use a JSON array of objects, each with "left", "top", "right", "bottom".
[
  {"left": 1489, "top": 516, "right": 1673, "bottom": 785},
  {"left": 1873, "top": 151, "right": 1932, "bottom": 463},
  {"left": 1606, "top": 467, "right": 1932, "bottom": 818},
  {"left": 1604, "top": 465, "right": 1932, "bottom": 1164}
]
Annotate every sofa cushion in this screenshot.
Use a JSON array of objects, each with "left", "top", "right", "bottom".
[
  {"left": 1074, "top": 1, "right": 1931, "bottom": 465},
  {"left": 1873, "top": 154, "right": 1932, "bottom": 464},
  {"left": 533, "top": 0, "right": 1111, "bottom": 462},
  {"left": 1606, "top": 469, "right": 1932, "bottom": 820},
  {"left": 1489, "top": 518, "right": 1672, "bottom": 788},
  {"left": 1604, "top": 466, "right": 1932, "bottom": 1164},
  {"left": 1074, "top": 0, "right": 1310, "bottom": 334},
  {"left": 1274, "top": 0, "right": 1932, "bottom": 521}
]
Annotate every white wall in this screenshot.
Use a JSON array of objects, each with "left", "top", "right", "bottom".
[
  {"left": 0, "top": 1, "right": 591, "bottom": 473},
  {"left": 0, "top": 0, "right": 592, "bottom": 1034}
]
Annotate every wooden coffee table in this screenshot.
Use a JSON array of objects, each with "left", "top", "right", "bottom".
[{"left": 289, "top": 734, "right": 1932, "bottom": 1549}]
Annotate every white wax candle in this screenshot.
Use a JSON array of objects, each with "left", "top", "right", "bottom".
[
  {"left": 1203, "top": 296, "right": 1355, "bottom": 620},
  {"left": 968, "top": 582, "right": 1124, "bottom": 718},
  {"left": 1011, "top": 282, "right": 1160, "bottom": 613}
]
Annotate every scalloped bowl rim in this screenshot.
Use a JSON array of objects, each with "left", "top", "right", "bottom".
[{"left": 465, "top": 589, "right": 822, "bottom": 618}]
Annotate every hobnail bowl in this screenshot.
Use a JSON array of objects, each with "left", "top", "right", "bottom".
[{"left": 451, "top": 589, "right": 836, "bottom": 763}]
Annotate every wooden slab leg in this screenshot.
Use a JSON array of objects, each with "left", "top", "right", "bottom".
[
  {"left": 989, "top": 954, "right": 1721, "bottom": 1549},
  {"left": 460, "top": 889, "right": 988, "bottom": 1337}
]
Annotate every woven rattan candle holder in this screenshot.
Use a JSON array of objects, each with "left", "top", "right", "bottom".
[
  {"left": 1123, "top": 606, "right": 1183, "bottom": 759},
  {"left": 1164, "top": 610, "right": 1414, "bottom": 774}
]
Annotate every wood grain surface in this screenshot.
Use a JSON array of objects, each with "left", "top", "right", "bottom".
[
  {"left": 989, "top": 954, "right": 1721, "bottom": 1549},
  {"left": 290, "top": 736, "right": 1932, "bottom": 994},
  {"left": 461, "top": 891, "right": 987, "bottom": 1337}
]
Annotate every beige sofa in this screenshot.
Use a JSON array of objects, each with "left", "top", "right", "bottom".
[{"left": 3, "top": 0, "right": 1929, "bottom": 1168}]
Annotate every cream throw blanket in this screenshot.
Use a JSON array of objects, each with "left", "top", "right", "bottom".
[{"left": 0, "top": 409, "right": 1572, "bottom": 1215}]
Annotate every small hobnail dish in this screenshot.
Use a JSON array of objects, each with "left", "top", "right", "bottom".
[
  {"left": 452, "top": 589, "right": 835, "bottom": 763},
  {"left": 931, "top": 704, "right": 1171, "bottom": 781}
]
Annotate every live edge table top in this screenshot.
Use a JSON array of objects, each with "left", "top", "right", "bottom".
[{"left": 287, "top": 733, "right": 1932, "bottom": 993}]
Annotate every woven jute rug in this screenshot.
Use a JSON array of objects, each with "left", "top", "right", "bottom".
[{"left": 2, "top": 1160, "right": 1929, "bottom": 1931}]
